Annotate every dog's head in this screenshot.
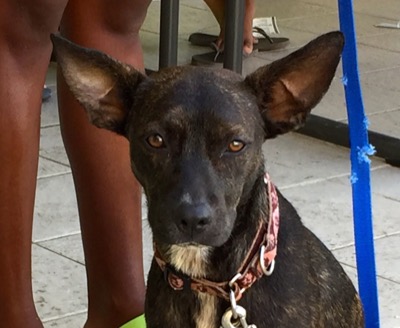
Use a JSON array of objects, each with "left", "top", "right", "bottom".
[{"left": 52, "top": 32, "right": 343, "bottom": 248}]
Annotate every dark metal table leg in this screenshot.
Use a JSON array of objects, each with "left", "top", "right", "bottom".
[
  {"left": 159, "top": 0, "right": 180, "bottom": 69},
  {"left": 223, "top": 0, "right": 245, "bottom": 74}
]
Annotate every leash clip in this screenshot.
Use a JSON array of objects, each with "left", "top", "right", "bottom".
[{"left": 220, "top": 305, "right": 257, "bottom": 328}]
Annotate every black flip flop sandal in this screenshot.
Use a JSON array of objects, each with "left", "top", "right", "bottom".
[
  {"left": 188, "top": 32, "right": 218, "bottom": 48},
  {"left": 191, "top": 51, "right": 224, "bottom": 66},
  {"left": 252, "top": 27, "right": 289, "bottom": 52},
  {"left": 188, "top": 27, "right": 289, "bottom": 52}
]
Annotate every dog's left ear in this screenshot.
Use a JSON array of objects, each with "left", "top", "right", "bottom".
[
  {"left": 51, "top": 34, "right": 146, "bottom": 135},
  {"left": 245, "top": 31, "right": 344, "bottom": 138}
]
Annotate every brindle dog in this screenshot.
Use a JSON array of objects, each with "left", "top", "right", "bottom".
[{"left": 52, "top": 31, "right": 364, "bottom": 328}]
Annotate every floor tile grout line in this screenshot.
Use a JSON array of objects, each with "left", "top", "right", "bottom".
[
  {"left": 41, "top": 123, "right": 61, "bottom": 129},
  {"left": 357, "top": 42, "right": 400, "bottom": 57},
  {"left": 331, "top": 242, "right": 357, "bottom": 252},
  {"left": 298, "top": 1, "right": 338, "bottom": 13},
  {"left": 374, "top": 231, "right": 400, "bottom": 241},
  {"left": 337, "top": 107, "right": 400, "bottom": 123},
  {"left": 340, "top": 262, "right": 400, "bottom": 286},
  {"left": 34, "top": 243, "right": 85, "bottom": 267},
  {"left": 379, "top": 194, "right": 400, "bottom": 203},
  {"left": 279, "top": 173, "right": 351, "bottom": 190},
  {"left": 38, "top": 154, "right": 70, "bottom": 167},
  {"left": 331, "top": 231, "right": 400, "bottom": 252},
  {"left": 278, "top": 11, "right": 340, "bottom": 23},
  {"left": 278, "top": 21, "right": 395, "bottom": 43},
  {"left": 38, "top": 154, "right": 71, "bottom": 169},
  {"left": 41, "top": 309, "right": 88, "bottom": 323},
  {"left": 360, "top": 65, "right": 400, "bottom": 75},
  {"left": 368, "top": 107, "right": 400, "bottom": 116},
  {"left": 278, "top": 163, "right": 389, "bottom": 190},
  {"left": 33, "top": 231, "right": 81, "bottom": 244},
  {"left": 37, "top": 170, "right": 72, "bottom": 181},
  {"left": 371, "top": 164, "right": 398, "bottom": 172},
  {"left": 287, "top": 2, "right": 400, "bottom": 26}
]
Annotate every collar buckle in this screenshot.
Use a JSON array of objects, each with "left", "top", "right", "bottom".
[
  {"left": 164, "top": 264, "right": 192, "bottom": 291},
  {"left": 259, "top": 245, "right": 276, "bottom": 276}
]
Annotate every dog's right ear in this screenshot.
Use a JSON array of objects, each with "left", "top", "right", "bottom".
[
  {"left": 245, "top": 31, "right": 344, "bottom": 139},
  {"left": 51, "top": 34, "right": 146, "bottom": 135}
]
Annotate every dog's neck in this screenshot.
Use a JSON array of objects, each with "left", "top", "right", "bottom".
[{"left": 165, "top": 244, "right": 212, "bottom": 278}]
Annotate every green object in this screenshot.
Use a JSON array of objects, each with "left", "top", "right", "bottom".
[{"left": 120, "top": 314, "right": 146, "bottom": 328}]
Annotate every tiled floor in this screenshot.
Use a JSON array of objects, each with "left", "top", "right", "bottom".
[{"left": 35, "top": 0, "right": 400, "bottom": 327}]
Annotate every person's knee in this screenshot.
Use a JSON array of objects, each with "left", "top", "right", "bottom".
[
  {"left": 1, "top": 0, "right": 67, "bottom": 46},
  {"left": 62, "top": 0, "right": 152, "bottom": 38},
  {"left": 103, "top": 0, "right": 152, "bottom": 35}
]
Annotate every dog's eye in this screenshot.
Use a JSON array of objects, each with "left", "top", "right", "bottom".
[
  {"left": 228, "top": 140, "right": 245, "bottom": 153},
  {"left": 146, "top": 134, "right": 165, "bottom": 149}
]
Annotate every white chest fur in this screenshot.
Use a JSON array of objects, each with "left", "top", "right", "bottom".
[{"left": 168, "top": 245, "right": 218, "bottom": 328}]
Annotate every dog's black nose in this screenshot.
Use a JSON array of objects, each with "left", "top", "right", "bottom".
[{"left": 177, "top": 203, "right": 212, "bottom": 235}]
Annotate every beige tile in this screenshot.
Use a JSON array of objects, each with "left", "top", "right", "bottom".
[
  {"left": 282, "top": 176, "right": 400, "bottom": 250},
  {"left": 265, "top": 133, "right": 350, "bottom": 186},
  {"left": 264, "top": 132, "right": 386, "bottom": 188},
  {"left": 43, "top": 313, "right": 87, "bottom": 328},
  {"left": 368, "top": 109, "right": 400, "bottom": 139},
  {"left": 33, "top": 173, "right": 80, "bottom": 242},
  {"left": 358, "top": 30, "right": 400, "bottom": 53},
  {"left": 141, "top": 0, "right": 217, "bottom": 37},
  {"left": 375, "top": 277, "right": 400, "bottom": 328},
  {"left": 280, "top": 12, "right": 386, "bottom": 38},
  {"left": 340, "top": 265, "right": 400, "bottom": 328},
  {"left": 320, "top": 67, "right": 400, "bottom": 123},
  {"left": 38, "top": 156, "right": 71, "bottom": 180},
  {"left": 177, "top": 4, "right": 217, "bottom": 37},
  {"left": 181, "top": 0, "right": 209, "bottom": 11},
  {"left": 33, "top": 245, "right": 87, "bottom": 322},
  {"left": 38, "top": 234, "right": 85, "bottom": 265},
  {"left": 352, "top": 0, "right": 400, "bottom": 20},
  {"left": 370, "top": 165, "right": 400, "bottom": 201},
  {"left": 299, "top": 0, "right": 337, "bottom": 10},
  {"left": 38, "top": 217, "right": 153, "bottom": 279},
  {"left": 356, "top": 44, "right": 400, "bottom": 73},
  {"left": 38, "top": 212, "right": 153, "bottom": 275},
  {"left": 140, "top": 1, "right": 161, "bottom": 34},
  {"left": 40, "top": 126, "right": 70, "bottom": 167},
  {"left": 264, "top": 0, "right": 336, "bottom": 19},
  {"left": 141, "top": 31, "right": 160, "bottom": 70},
  {"left": 312, "top": 78, "right": 347, "bottom": 121},
  {"left": 334, "top": 234, "right": 400, "bottom": 284},
  {"left": 141, "top": 30, "right": 219, "bottom": 71},
  {"left": 361, "top": 68, "right": 400, "bottom": 114}
]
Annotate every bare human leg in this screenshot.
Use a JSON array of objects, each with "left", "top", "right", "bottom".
[
  {"left": 204, "top": 0, "right": 256, "bottom": 55},
  {"left": 58, "top": 0, "right": 151, "bottom": 327},
  {"left": 0, "top": 1, "right": 68, "bottom": 327}
]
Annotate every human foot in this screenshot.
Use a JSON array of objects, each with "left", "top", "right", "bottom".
[{"left": 204, "top": 0, "right": 255, "bottom": 55}]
